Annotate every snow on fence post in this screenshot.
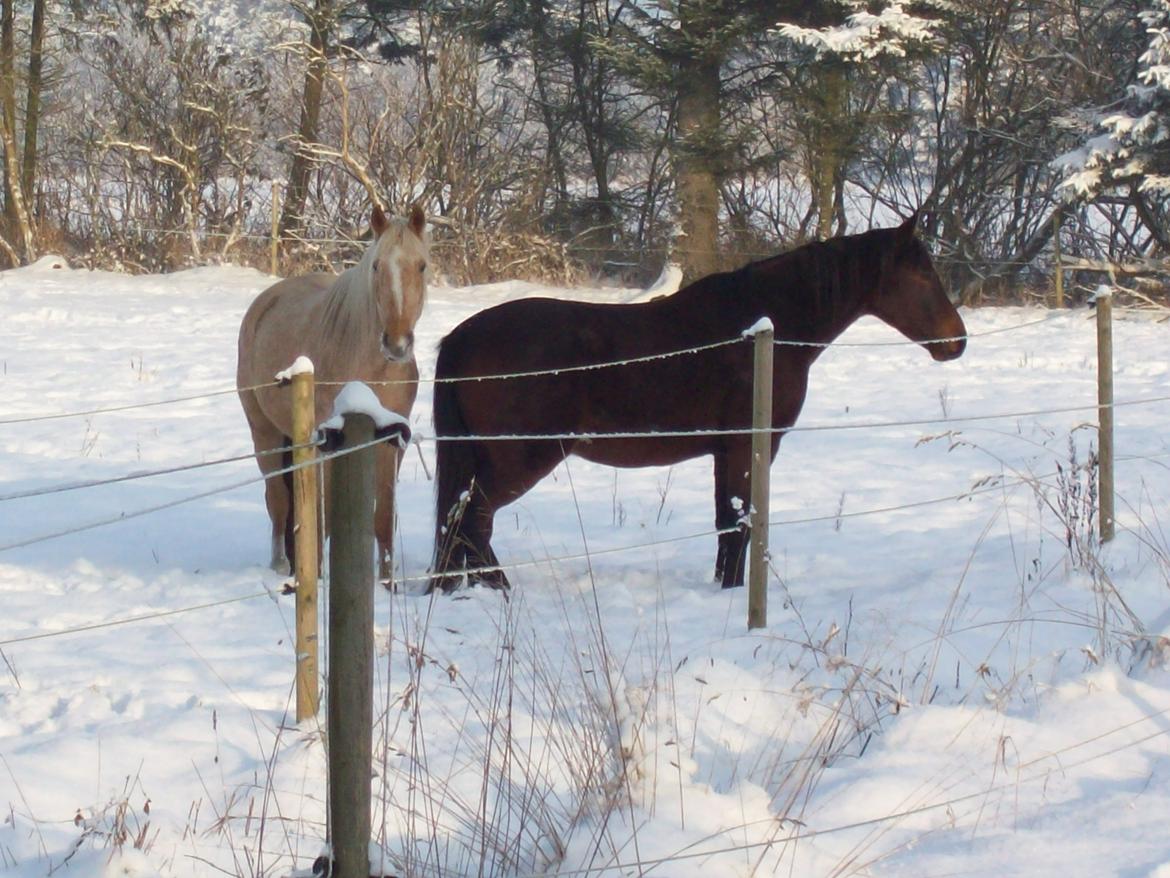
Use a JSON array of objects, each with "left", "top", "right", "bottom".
[
  {"left": 281, "top": 357, "right": 320, "bottom": 723},
  {"left": 317, "top": 383, "right": 411, "bottom": 878},
  {"left": 745, "top": 318, "right": 774, "bottom": 630},
  {"left": 1096, "top": 287, "right": 1115, "bottom": 542}
]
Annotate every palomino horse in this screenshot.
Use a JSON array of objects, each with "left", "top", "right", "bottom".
[
  {"left": 237, "top": 205, "right": 428, "bottom": 580},
  {"left": 428, "top": 213, "right": 966, "bottom": 592}
]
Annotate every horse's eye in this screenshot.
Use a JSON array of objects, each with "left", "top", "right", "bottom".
[{"left": 419, "top": 260, "right": 428, "bottom": 273}]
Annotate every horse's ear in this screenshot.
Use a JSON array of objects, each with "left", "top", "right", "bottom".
[
  {"left": 408, "top": 203, "right": 426, "bottom": 238},
  {"left": 896, "top": 210, "right": 920, "bottom": 247},
  {"left": 371, "top": 204, "right": 389, "bottom": 237}
]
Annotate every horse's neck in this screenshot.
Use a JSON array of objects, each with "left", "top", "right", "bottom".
[{"left": 747, "top": 245, "right": 874, "bottom": 353}]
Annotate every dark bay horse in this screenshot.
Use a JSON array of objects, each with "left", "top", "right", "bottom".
[
  {"left": 428, "top": 213, "right": 965, "bottom": 592},
  {"left": 237, "top": 205, "right": 428, "bottom": 580}
]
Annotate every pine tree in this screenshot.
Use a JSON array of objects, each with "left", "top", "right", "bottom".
[
  {"left": 1056, "top": 0, "right": 1170, "bottom": 247},
  {"left": 771, "top": 0, "right": 950, "bottom": 239}
]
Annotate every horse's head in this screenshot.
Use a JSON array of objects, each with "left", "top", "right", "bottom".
[
  {"left": 867, "top": 212, "right": 966, "bottom": 362},
  {"left": 368, "top": 204, "right": 429, "bottom": 363}
]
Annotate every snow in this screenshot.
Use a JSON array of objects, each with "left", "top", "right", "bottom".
[
  {"left": 1057, "top": 0, "right": 1170, "bottom": 199},
  {"left": 776, "top": 4, "right": 942, "bottom": 60},
  {"left": 742, "top": 317, "right": 775, "bottom": 337},
  {"left": 626, "top": 262, "right": 683, "bottom": 303},
  {"left": 318, "top": 381, "right": 411, "bottom": 440},
  {"left": 3, "top": 263, "right": 1170, "bottom": 876},
  {"left": 274, "top": 356, "right": 314, "bottom": 382}
]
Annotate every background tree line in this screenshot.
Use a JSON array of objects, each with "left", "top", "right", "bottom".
[{"left": 0, "top": 0, "right": 1159, "bottom": 304}]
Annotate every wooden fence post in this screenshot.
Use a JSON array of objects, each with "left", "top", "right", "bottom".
[
  {"left": 747, "top": 319, "right": 774, "bottom": 630},
  {"left": 270, "top": 180, "right": 281, "bottom": 276},
  {"left": 327, "top": 411, "right": 377, "bottom": 878},
  {"left": 1096, "top": 287, "right": 1115, "bottom": 542},
  {"left": 290, "top": 364, "right": 320, "bottom": 723}
]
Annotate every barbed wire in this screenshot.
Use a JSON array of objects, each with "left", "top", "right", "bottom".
[
  {"left": 413, "top": 392, "right": 1170, "bottom": 446},
  {"left": 0, "top": 440, "right": 318, "bottom": 503},
  {"left": 334, "top": 314, "right": 1066, "bottom": 389},
  {"left": 0, "top": 589, "right": 275, "bottom": 648},
  {"left": 0, "top": 380, "right": 280, "bottom": 426},
  {"left": 396, "top": 470, "right": 1053, "bottom": 587},
  {"left": 0, "top": 314, "right": 1061, "bottom": 423},
  {"left": 0, "top": 432, "right": 392, "bottom": 554},
  {"left": 5, "top": 387, "right": 1160, "bottom": 511},
  {"left": 0, "top": 467, "right": 1055, "bottom": 647}
]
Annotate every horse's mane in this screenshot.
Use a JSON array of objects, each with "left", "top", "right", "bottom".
[
  {"left": 737, "top": 226, "right": 895, "bottom": 334},
  {"left": 319, "top": 241, "right": 381, "bottom": 355}
]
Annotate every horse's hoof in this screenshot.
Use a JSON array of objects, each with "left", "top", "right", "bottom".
[
  {"left": 426, "top": 573, "right": 464, "bottom": 594},
  {"left": 471, "top": 574, "right": 511, "bottom": 593}
]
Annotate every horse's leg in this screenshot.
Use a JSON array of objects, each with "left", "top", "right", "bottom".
[
  {"left": 460, "top": 440, "right": 567, "bottom": 592},
  {"left": 428, "top": 435, "right": 476, "bottom": 593},
  {"left": 464, "top": 497, "right": 510, "bottom": 590},
  {"left": 717, "top": 442, "right": 753, "bottom": 588},
  {"left": 713, "top": 451, "right": 737, "bottom": 582},
  {"left": 240, "top": 393, "right": 294, "bottom": 574}
]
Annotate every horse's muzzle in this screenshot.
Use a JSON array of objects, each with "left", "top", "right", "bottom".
[
  {"left": 381, "top": 331, "right": 414, "bottom": 363},
  {"left": 927, "top": 336, "right": 966, "bottom": 361}
]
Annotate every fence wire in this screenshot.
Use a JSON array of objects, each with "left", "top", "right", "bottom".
[
  {"left": 0, "top": 589, "right": 275, "bottom": 648},
  {"left": 0, "top": 441, "right": 317, "bottom": 503},
  {"left": 412, "top": 392, "right": 1170, "bottom": 445},
  {"left": 0, "top": 313, "right": 1065, "bottom": 427},
  {"left": 0, "top": 432, "right": 391, "bottom": 554},
  {"left": 0, "top": 380, "right": 279, "bottom": 426}
]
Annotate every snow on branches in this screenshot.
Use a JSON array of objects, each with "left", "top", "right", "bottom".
[
  {"left": 1056, "top": 1, "right": 1170, "bottom": 200},
  {"left": 775, "top": 1, "right": 953, "bottom": 61}
]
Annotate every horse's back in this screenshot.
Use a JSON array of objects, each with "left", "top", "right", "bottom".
[
  {"left": 240, "top": 274, "right": 333, "bottom": 339},
  {"left": 439, "top": 295, "right": 697, "bottom": 368},
  {"left": 434, "top": 292, "right": 756, "bottom": 461}
]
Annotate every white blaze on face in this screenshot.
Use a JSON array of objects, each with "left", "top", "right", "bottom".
[{"left": 389, "top": 249, "right": 404, "bottom": 314}]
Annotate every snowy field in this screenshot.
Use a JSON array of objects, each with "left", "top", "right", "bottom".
[{"left": 2, "top": 256, "right": 1170, "bottom": 877}]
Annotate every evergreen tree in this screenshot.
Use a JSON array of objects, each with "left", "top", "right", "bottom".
[
  {"left": 1056, "top": 0, "right": 1170, "bottom": 249},
  {"left": 770, "top": 0, "right": 951, "bottom": 238}
]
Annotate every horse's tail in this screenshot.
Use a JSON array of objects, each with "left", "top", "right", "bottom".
[{"left": 429, "top": 333, "right": 476, "bottom": 590}]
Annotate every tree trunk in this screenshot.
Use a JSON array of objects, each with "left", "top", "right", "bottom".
[
  {"left": 530, "top": 0, "right": 569, "bottom": 202},
  {"left": 280, "top": 0, "right": 332, "bottom": 237},
  {"left": 674, "top": 8, "right": 722, "bottom": 285},
  {"left": 812, "top": 65, "right": 846, "bottom": 240},
  {"left": 1, "top": 0, "right": 16, "bottom": 230},
  {"left": 21, "top": 0, "right": 45, "bottom": 209},
  {"left": 0, "top": 108, "right": 35, "bottom": 262}
]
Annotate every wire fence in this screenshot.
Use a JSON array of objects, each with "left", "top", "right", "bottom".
[
  {"left": 6, "top": 442, "right": 1161, "bottom": 645},
  {"left": 0, "top": 313, "right": 1070, "bottom": 427},
  {"left": 6, "top": 387, "right": 1163, "bottom": 544},
  {"left": 3, "top": 307, "right": 1163, "bottom": 562}
]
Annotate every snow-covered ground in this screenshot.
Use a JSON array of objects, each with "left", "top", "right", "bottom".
[{"left": 2, "top": 257, "right": 1170, "bottom": 877}]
